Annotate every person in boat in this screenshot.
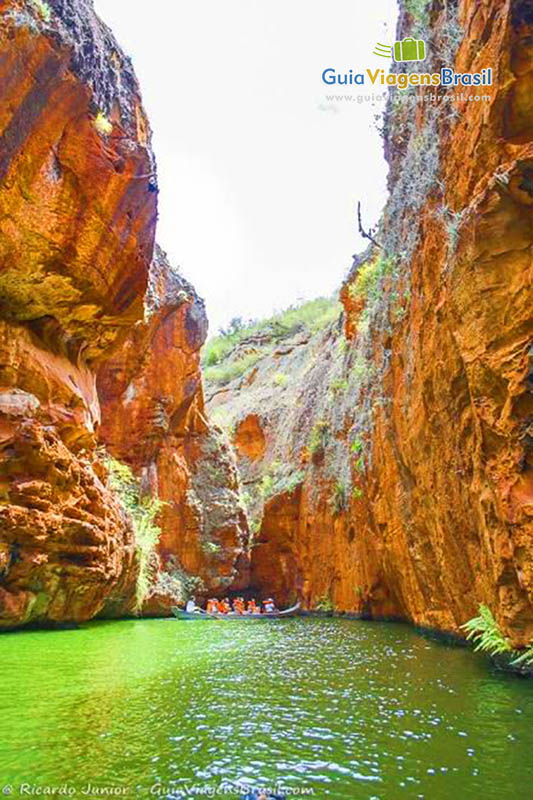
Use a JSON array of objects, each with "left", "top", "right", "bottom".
[
  {"left": 263, "top": 598, "right": 277, "bottom": 613},
  {"left": 185, "top": 596, "right": 202, "bottom": 613},
  {"left": 206, "top": 598, "right": 218, "bottom": 614},
  {"left": 218, "top": 597, "right": 231, "bottom": 614},
  {"left": 233, "top": 597, "right": 245, "bottom": 614},
  {"left": 247, "top": 599, "right": 260, "bottom": 614}
]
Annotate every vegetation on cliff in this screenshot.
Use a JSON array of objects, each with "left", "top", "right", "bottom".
[
  {"left": 105, "top": 457, "right": 163, "bottom": 610},
  {"left": 204, "top": 298, "right": 362, "bottom": 604},
  {"left": 462, "top": 605, "right": 512, "bottom": 657},
  {"left": 203, "top": 297, "right": 341, "bottom": 385},
  {"left": 463, "top": 605, "right": 533, "bottom": 672}
]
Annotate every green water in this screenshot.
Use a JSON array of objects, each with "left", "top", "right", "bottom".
[{"left": 1, "top": 618, "right": 532, "bottom": 799}]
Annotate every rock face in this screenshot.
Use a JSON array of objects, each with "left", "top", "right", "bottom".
[
  {"left": 350, "top": 0, "right": 533, "bottom": 646},
  {"left": 0, "top": 0, "right": 247, "bottom": 627},
  {"left": 360, "top": 0, "right": 533, "bottom": 646},
  {"left": 208, "top": 0, "right": 533, "bottom": 647},
  {"left": 98, "top": 247, "right": 248, "bottom": 609},
  {"left": 206, "top": 319, "right": 382, "bottom": 614},
  {"left": 3, "top": 0, "right": 532, "bottom": 644},
  {"left": 0, "top": 0, "right": 155, "bottom": 626}
]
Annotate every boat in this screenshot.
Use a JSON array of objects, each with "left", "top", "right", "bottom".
[{"left": 171, "top": 602, "right": 300, "bottom": 620}]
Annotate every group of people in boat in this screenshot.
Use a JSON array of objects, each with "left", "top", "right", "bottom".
[{"left": 185, "top": 596, "right": 278, "bottom": 615}]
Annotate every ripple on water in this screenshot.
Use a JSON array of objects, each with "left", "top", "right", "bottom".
[{"left": 1, "top": 618, "right": 533, "bottom": 799}]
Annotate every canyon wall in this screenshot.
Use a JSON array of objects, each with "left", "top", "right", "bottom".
[
  {"left": 0, "top": 0, "right": 243, "bottom": 627},
  {"left": 0, "top": 0, "right": 157, "bottom": 626},
  {"left": 206, "top": 316, "right": 390, "bottom": 616},
  {"left": 97, "top": 246, "right": 248, "bottom": 614},
  {"left": 353, "top": 0, "right": 533, "bottom": 646},
  {"left": 3, "top": 0, "right": 532, "bottom": 644},
  {"left": 208, "top": 0, "right": 533, "bottom": 647}
]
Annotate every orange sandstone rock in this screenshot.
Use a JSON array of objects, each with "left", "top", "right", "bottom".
[
  {"left": 98, "top": 247, "right": 248, "bottom": 604},
  {"left": 0, "top": 0, "right": 155, "bottom": 626},
  {"left": 209, "top": 0, "right": 533, "bottom": 649},
  {"left": 235, "top": 414, "right": 267, "bottom": 461}
]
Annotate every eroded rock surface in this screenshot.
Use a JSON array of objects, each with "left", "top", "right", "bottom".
[
  {"left": 98, "top": 247, "right": 248, "bottom": 607},
  {"left": 0, "top": 0, "right": 154, "bottom": 626},
  {"left": 207, "top": 0, "right": 533, "bottom": 647}
]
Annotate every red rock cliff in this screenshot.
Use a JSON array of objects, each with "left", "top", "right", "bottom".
[
  {"left": 206, "top": 318, "right": 387, "bottom": 617},
  {"left": 0, "top": 0, "right": 156, "bottom": 626},
  {"left": 97, "top": 246, "right": 248, "bottom": 611},
  {"left": 350, "top": 0, "right": 533, "bottom": 646},
  {"left": 208, "top": 0, "right": 533, "bottom": 648}
]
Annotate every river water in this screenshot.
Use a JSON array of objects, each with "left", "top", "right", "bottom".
[{"left": 1, "top": 617, "right": 532, "bottom": 799}]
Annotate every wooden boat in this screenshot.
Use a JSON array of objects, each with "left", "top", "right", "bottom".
[{"left": 171, "top": 602, "right": 300, "bottom": 620}]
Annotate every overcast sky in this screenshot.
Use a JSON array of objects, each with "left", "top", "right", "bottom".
[{"left": 94, "top": 0, "right": 398, "bottom": 333}]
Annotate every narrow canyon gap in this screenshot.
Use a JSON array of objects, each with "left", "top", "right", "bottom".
[{"left": 0, "top": 0, "right": 532, "bottom": 658}]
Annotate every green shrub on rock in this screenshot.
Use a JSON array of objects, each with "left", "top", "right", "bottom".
[
  {"left": 105, "top": 456, "right": 163, "bottom": 610},
  {"left": 461, "top": 605, "right": 511, "bottom": 656}
]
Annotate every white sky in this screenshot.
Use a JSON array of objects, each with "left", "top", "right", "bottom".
[{"left": 94, "top": 0, "right": 398, "bottom": 333}]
